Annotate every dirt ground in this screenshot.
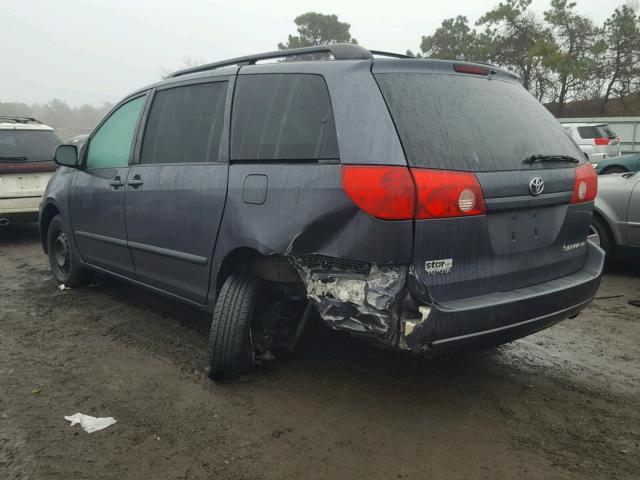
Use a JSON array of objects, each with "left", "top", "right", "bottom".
[{"left": 1, "top": 224, "right": 639, "bottom": 480}]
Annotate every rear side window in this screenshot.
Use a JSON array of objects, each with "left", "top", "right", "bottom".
[
  {"left": 231, "top": 74, "right": 338, "bottom": 161},
  {"left": 0, "top": 130, "right": 61, "bottom": 162},
  {"left": 578, "top": 125, "right": 616, "bottom": 139},
  {"left": 375, "top": 73, "right": 583, "bottom": 171},
  {"left": 577, "top": 126, "right": 609, "bottom": 139},
  {"left": 141, "top": 82, "right": 227, "bottom": 164}
]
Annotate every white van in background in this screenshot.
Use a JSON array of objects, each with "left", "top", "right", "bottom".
[{"left": 562, "top": 122, "right": 622, "bottom": 161}]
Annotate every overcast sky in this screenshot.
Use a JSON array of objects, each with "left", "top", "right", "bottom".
[{"left": 2, "top": 0, "right": 629, "bottom": 106}]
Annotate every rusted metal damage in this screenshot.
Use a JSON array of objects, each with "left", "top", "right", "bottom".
[{"left": 291, "top": 258, "right": 409, "bottom": 344}]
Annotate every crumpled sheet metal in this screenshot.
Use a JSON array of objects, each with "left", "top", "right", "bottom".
[{"left": 293, "top": 260, "right": 408, "bottom": 341}]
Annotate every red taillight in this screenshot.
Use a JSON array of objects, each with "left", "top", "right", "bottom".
[
  {"left": 594, "top": 137, "right": 610, "bottom": 145},
  {"left": 453, "top": 64, "right": 490, "bottom": 76},
  {"left": 571, "top": 163, "right": 598, "bottom": 204},
  {"left": 341, "top": 165, "right": 415, "bottom": 220},
  {"left": 341, "top": 165, "right": 486, "bottom": 220},
  {"left": 412, "top": 169, "right": 486, "bottom": 218},
  {"left": 0, "top": 161, "right": 56, "bottom": 175}
]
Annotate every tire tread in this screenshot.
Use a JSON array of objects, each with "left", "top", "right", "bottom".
[{"left": 208, "top": 274, "right": 258, "bottom": 381}]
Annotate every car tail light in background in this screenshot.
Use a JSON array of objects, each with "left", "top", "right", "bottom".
[
  {"left": 594, "top": 137, "right": 611, "bottom": 145},
  {"left": 0, "top": 161, "right": 57, "bottom": 175},
  {"left": 571, "top": 163, "right": 598, "bottom": 204},
  {"left": 341, "top": 166, "right": 486, "bottom": 220}
]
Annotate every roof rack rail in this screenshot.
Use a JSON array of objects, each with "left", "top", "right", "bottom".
[
  {"left": 0, "top": 116, "right": 42, "bottom": 124},
  {"left": 370, "top": 50, "right": 414, "bottom": 59},
  {"left": 168, "top": 43, "right": 374, "bottom": 78}
]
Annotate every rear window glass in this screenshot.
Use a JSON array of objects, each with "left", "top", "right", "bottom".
[
  {"left": 375, "top": 73, "right": 583, "bottom": 171},
  {"left": 0, "top": 130, "right": 62, "bottom": 162},
  {"left": 141, "top": 81, "right": 227, "bottom": 164},
  {"left": 231, "top": 74, "right": 338, "bottom": 161},
  {"left": 577, "top": 126, "right": 611, "bottom": 139}
]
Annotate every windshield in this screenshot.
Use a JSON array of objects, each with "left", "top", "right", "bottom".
[
  {"left": 374, "top": 73, "right": 584, "bottom": 171},
  {"left": 0, "top": 130, "right": 62, "bottom": 162}
]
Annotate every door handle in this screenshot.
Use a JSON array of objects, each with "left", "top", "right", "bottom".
[
  {"left": 110, "top": 177, "right": 125, "bottom": 189},
  {"left": 127, "top": 175, "right": 144, "bottom": 188}
]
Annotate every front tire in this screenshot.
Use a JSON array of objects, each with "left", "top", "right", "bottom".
[
  {"left": 47, "top": 215, "right": 93, "bottom": 287},
  {"left": 208, "top": 274, "right": 260, "bottom": 381}
]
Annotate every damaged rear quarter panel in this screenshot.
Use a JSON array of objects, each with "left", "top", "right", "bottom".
[
  {"left": 208, "top": 164, "right": 413, "bottom": 343},
  {"left": 292, "top": 260, "right": 408, "bottom": 343}
]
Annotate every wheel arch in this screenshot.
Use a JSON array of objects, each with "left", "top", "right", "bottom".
[
  {"left": 214, "top": 247, "right": 301, "bottom": 299},
  {"left": 40, "top": 201, "right": 61, "bottom": 253},
  {"left": 601, "top": 164, "right": 628, "bottom": 174},
  {"left": 592, "top": 209, "right": 617, "bottom": 250}
]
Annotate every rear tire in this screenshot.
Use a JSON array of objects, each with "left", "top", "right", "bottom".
[
  {"left": 589, "top": 215, "right": 613, "bottom": 256},
  {"left": 47, "top": 215, "right": 93, "bottom": 287},
  {"left": 208, "top": 274, "right": 260, "bottom": 381}
]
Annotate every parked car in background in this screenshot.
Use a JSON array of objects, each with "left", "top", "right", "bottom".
[
  {"left": 41, "top": 44, "right": 604, "bottom": 381},
  {"left": 590, "top": 172, "right": 640, "bottom": 257},
  {"left": 0, "top": 117, "right": 61, "bottom": 225},
  {"left": 562, "top": 123, "right": 621, "bottom": 161},
  {"left": 592, "top": 153, "right": 640, "bottom": 175}
]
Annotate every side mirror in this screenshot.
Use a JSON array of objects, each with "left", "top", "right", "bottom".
[{"left": 54, "top": 144, "right": 80, "bottom": 168}]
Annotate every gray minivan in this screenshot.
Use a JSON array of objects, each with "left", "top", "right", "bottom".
[{"left": 41, "top": 44, "right": 604, "bottom": 381}]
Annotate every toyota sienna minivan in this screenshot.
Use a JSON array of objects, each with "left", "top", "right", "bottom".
[{"left": 41, "top": 44, "right": 604, "bottom": 380}]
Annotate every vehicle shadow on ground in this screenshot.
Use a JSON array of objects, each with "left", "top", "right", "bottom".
[
  {"left": 0, "top": 223, "right": 40, "bottom": 244},
  {"left": 93, "top": 270, "right": 533, "bottom": 394},
  {"left": 605, "top": 257, "right": 640, "bottom": 276}
]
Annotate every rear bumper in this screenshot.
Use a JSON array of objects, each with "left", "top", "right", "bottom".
[
  {"left": 404, "top": 241, "right": 605, "bottom": 354},
  {"left": 0, "top": 196, "right": 42, "bottom": 223},
  {"left": 0, "top": 196, "right": 41, "bottom": 210}
]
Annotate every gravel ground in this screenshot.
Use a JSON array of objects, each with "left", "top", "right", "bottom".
[{"left": 1, "top": 223, "right": 639, "bottom": 480}]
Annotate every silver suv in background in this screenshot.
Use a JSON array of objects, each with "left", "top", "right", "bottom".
[{"left": 562, "top": 123, "right": 621, "bottom": 161}]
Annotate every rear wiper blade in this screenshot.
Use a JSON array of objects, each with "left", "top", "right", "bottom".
[
  {"left": 0, "top": 156, "right": 28, "bottom": 162},
  {"left": 523, "top": 154, "right": 580, "bottom": 165}
]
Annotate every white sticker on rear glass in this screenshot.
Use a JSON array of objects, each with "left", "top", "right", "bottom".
[{"left": 425, "top": 259, "right": 453, "bottom": 275}]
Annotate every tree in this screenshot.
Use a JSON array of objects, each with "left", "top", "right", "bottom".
[
  {"left": 38, "top": 99, "right": 74, "bottom": 129},
  {"left": 419, "top": 16, "right": 484, "bottom": 61},
  {"left": 476, "top": 0, "right": 553, "bottom": 95},
  {"left": 0, "top": 102, "right": 33, "bottom": 117},
  {"left": 544, "top": 0, "right": 602, "bottom": 115},
  {"left": 278, "top": 12, "right": 357, "bottom": 49},
  {"left": 599, "top": 5, "right": 640, "bottom": 114}
]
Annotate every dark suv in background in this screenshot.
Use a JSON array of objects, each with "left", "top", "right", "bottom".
[{"left": 42, "top": 44, "right": 604, "bottom": 381}]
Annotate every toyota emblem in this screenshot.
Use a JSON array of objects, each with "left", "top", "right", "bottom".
[{"left": 529, "top": 177, "right": 544, "bottom": 196}]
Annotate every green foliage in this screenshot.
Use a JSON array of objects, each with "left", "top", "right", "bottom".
[
  {"left": 599, "top": 5, "right": 640, "bottom": 113},
  {"left": 476, "top": 0, "right": 551, "bottom": 93},
  {"left": 411, "top": 1, "right": 640, "bottom": 114},
  {"left": 278, "top": 12, "right": 357, "bottom": 49},
  {"left": 420, "top": 16, "right": 482, "bottom": 61}
]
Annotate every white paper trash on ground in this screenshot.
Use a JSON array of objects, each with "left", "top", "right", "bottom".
[{"left": 64, "top": 413, "right": 117, "bottom": 433}]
